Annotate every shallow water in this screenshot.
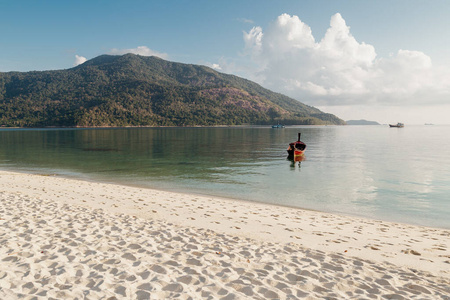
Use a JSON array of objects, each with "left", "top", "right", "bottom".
[{"left": 1, "top": 125, "right": 449, "bottom": 228}]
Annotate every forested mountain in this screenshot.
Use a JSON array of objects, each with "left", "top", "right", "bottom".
[{"left": 0, "top": 54, "right": 345, "bottom": 127}]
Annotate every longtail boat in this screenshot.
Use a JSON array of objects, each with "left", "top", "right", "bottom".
[
  {"left": 389, "top": 123, "right": 404, "bottom": 128},
  {"left": 287, "top": 133, "right": 306, "bottom": 158}
]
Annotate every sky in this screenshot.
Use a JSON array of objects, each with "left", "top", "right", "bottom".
[{"left": 1, "top": 0, "right": 450, "bottom": 124}]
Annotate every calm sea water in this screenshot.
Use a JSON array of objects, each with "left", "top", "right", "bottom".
[{"left": 0, "top": 126, "right": 449, "bottom": 229}]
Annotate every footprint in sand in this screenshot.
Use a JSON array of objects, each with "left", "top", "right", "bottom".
[{"left": 401, "top": 249, "right": 421, "bottom": 256}]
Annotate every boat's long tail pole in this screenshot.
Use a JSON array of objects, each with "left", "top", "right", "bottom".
[{"left": 298, "top": 133, "right": 301, "bottom": 142}]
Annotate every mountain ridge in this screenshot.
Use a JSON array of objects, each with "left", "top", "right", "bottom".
[
  {"left": 0, "top": 54, "right": 345, "bottom": 127},
  {"left": 346, "top": 119, "right": 380, "bottom": 125}
]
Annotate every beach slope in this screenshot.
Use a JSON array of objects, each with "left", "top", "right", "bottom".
[{"left": 0, "top": 171, "right": 449, "bottom": 299}]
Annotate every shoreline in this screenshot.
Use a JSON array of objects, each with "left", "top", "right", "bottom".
[
  {"left": 1, "top": 170, "right": 449, "bottom": 298},
  {"left": 0, "top": 125, "right": 337, "bottom": 129},
  {"left": 6, "top": 167, "right": 448, "bottom": 231}
]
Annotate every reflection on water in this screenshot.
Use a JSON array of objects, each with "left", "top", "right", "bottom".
[
  {"left": 288, "top": 155, "right": 305, "bottom": 171},
  {"left": 0, "top": 126, "right": 449, "bottom": 228}
]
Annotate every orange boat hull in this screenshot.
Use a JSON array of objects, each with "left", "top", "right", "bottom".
[{"left": 294, "top": 150, "right": 305, "bottom": 157}]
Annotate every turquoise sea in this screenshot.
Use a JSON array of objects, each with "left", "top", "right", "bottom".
[{"left": 0, "top": 125, "right": 449, "bottom": 229}]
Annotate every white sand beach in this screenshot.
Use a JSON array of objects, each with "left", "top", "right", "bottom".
[{"left": 0, "top": 170, "right": 449, "bottom": 299}]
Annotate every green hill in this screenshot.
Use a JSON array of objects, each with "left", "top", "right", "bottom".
[{"left": 0, "top": 54, "right": 345, "bottom": 127}]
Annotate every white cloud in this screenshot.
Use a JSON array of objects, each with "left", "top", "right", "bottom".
[
  {"left": 243, "top": 26, "right": 263, "bottom": 57},
  {"left": 265, "top": 14, "right": 315, "bottom": 52},
  {"left": 211, "top": 63, "right": 222, "bottom": 70},
  {"left": 74, "top": 55, "right": 87, "bottom": 66},
  {"left": 109, "top": 46, "right": 169, "bottom": 59},
  {"left": 240, "top": 13, "right": 450, "bottom": 109}
]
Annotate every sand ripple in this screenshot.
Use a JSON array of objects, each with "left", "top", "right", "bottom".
[{"left": 1, "top": 192, "right": 449, "bottom": 299}]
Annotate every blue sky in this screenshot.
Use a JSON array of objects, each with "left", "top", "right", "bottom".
[{"left": 1, "top": 0, "right": 450, "bottom": 124}]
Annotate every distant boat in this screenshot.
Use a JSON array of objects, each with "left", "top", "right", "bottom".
[
  {"left": 287, "top": 133, "right": 306, "bottom": 158},
  {"left": 272, "top": 123, "right": 285, "bottom": 128},
  {"left": 389, "top": 123, "right": 404, "bottom": 128},
  {"left": 425, "top": 123, "right": 434, "bottom": 125}
]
